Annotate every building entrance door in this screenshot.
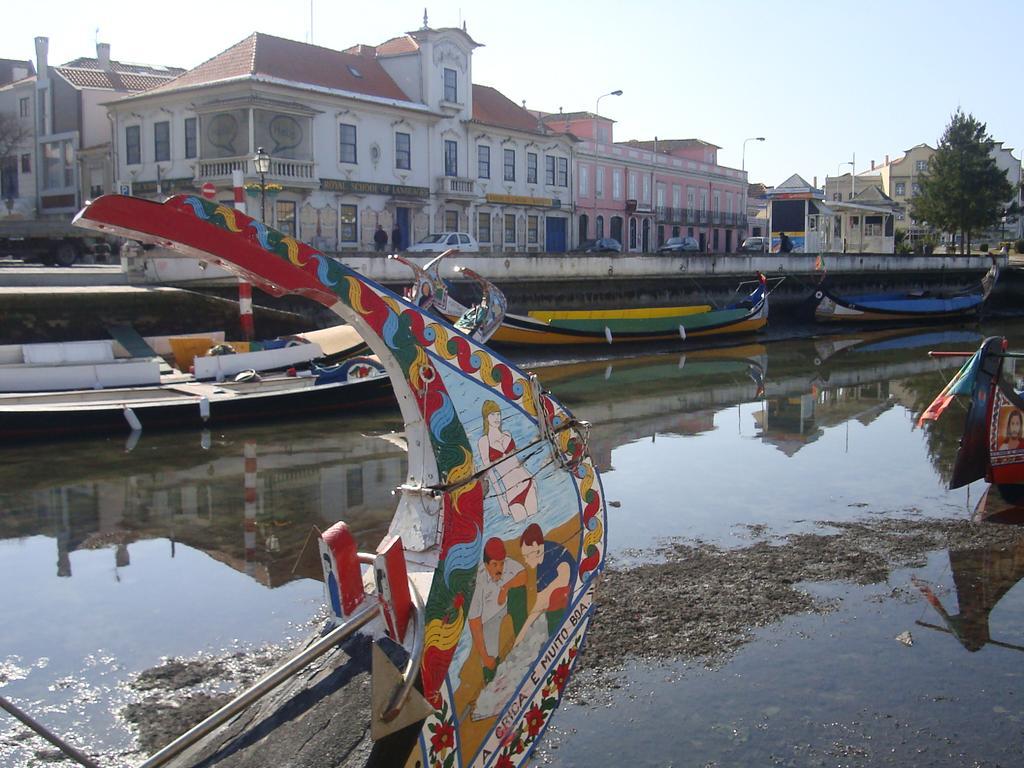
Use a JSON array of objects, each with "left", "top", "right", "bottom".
[
  {"left": 395, "top": 207, "right": 410, "bottom": 251},
  {"left": 545, "top": 217, "right": 567, "bottom": 252}
]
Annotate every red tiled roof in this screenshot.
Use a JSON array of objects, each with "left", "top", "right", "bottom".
[
  {"left": 60, "top": 57, "right": 184, "bottom": 77},
  {"left": 374, "top": 36, "right": 420, "bottom": 56},
  {"left": 472, "top": 84, "right": 546, "bottom": 135},
  {"left": 145, "top": 33, "right": 411, "bottom": 102},
  {"left": 53, "top": 66, "right": 177, "bottom": 92},
  {"left": 619, "top": 138, "right": 722, "bottom": 152}
]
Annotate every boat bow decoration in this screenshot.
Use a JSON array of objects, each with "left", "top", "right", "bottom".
[{"left": 73, "top": 194, "right": 607, "bottom": 768}]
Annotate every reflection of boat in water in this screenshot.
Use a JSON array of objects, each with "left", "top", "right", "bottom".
[
  {"left": 72, "top": 194, "right": 607, "bottom": 768},
  {"left": 397, "top": 252, "right": 770, "bottom": 346},
  {"left": 812, "top": 327, "right": 984, "bottom": 368},
  {"left": 813, "top": 257, "right": 999, "bottom": 323},
  {"left": 913, "top": 538, "right": 1024, "bottom": 653}
]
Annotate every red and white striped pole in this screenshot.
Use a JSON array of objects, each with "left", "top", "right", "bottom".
[
  {"left": 243, "top": 441, "right": 258, "bottom": 575},
  {"left": 233, "top": 169, "right": 254, "bottom": 341}
]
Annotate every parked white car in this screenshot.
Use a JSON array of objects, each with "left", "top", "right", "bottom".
[{"left": 405, "top": 232, "right": 480, "bottom": 253}]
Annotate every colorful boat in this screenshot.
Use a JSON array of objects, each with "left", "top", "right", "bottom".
[
  {"left": 919, "top": 336, "right": 1024, "bottom": 495},
  {"left": 394, "top": 253, "right": 769, "bottom": 346},
  {"left": 72, "top": 194, "right": 607, "bottom": 768},
  {"left": 814, "top": 257, "right": 999, "bottom": 322}
]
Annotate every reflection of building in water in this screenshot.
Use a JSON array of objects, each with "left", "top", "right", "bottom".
[
  {"left": 0, "top": 430, "right": 407, "bottom": 587},
  {"left": 915, "top": 539, "right": 1024, "bottom": 653},
  {"left": 754, "top": 381, "right": 894, "bottom": 456}
]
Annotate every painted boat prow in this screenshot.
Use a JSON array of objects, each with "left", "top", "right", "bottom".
[{"left": 74, "top": 194, "right": 607, "bottom": 768}]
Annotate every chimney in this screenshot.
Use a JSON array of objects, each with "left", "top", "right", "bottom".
[
  {"left": 34, "top": 36, "right": 48, "bottom": 81},
  {"left": 97, "top": 42, "right": 112, "bottom": 70},
  {"left": 870, "top": 159, "right": 875, "bottom": 170},
  {"left": 885, "top": 154, "right": 889, "bottom": 165},
  {"left": 813, "top": 175, "right": 818, "bottom": 189}
]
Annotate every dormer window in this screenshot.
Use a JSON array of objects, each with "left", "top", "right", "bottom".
[
  {"left": 347, "top": 65, "right": 362, "bottom": 78},
  {"left": 443, "top": 68, "right": 457, "bottom": 103}
]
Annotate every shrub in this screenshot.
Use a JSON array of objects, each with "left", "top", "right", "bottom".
[
  {"left": 980, "top": 243, "right": 989, "bottom": 252},
  {"left": 1016, "top": 239, "right": 1024, "bottom": 254}
]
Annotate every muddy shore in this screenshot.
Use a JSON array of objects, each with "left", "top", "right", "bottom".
[{"left": 104, "top": 516, "right": 1024, "bottom": 766}]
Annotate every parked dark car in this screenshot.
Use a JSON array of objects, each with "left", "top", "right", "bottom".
[
  {"left": 658, "top": 236, "right": 701, "bottom": 253},
  {"left": 573, "top": 238, "right": 622, "bottom": 253},
  {"left": 739, "top": 236, "right": 768, "bottom": 253}
]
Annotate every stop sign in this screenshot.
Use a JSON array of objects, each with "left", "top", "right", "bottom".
[{"left": 200, "top": 182, "right": 216, "bottom": 200}]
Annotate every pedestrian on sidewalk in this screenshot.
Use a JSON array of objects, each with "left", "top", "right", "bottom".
[{"left": 374, "top": 224, "right": 388, "bottom": 252}]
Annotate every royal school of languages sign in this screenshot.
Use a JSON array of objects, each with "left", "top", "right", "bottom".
[
  {"left": 485, "top": 193, "right": 562, "bottom": 209},
  {"left": 319, "top": 178, "right": 430, "bottom": 198}
]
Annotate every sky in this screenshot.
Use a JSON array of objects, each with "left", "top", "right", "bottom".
[{"left": 3, "top": 0, "right": 1020, "bottom": 187}]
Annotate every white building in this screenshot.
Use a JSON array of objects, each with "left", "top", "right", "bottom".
[{"left": 107, "top": 25, "right": 575, "bottom": 252}]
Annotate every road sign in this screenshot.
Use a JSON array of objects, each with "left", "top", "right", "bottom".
[{"left": 201, "top": 182, "right": 216, "bottom": 200}]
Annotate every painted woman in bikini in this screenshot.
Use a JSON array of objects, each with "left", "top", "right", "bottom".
[{"left": 477, "top": 399, "right": 539, "bottom": 522}]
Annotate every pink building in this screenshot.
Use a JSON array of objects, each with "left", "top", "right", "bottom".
[{"left": 542, "top": 112, "right": 748, "bottom": 252}]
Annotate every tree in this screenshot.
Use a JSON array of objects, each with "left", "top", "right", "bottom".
[{"left": 911, "top": 110, "right": 1014, "bottom": 254}]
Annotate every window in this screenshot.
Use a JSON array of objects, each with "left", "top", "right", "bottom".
[
  {"left": 596, "top": 215, "right": 604, "bottom": 238},
  {"left": 19, "top": 97, "right": 29, "bottom": 118},
  {"left": 849, "top": 216, "right": 860, "bottom": 228},
  {"left": 642, "top": 175, "right": 650, "bottom": 203},
  {"left": 445, "top": 210, "right": 459, "bottom": 231},
  {"left": 477, "top": 145, "right": 490, "bottom": 178},
  {"left": 915, "top": 160, "right": 928, "bottom": 172},
  {"left": 629, "top": 217, "right": 637, "bottom": 249},
  {"left": 557, "top": 157, "right": 567, "bottom": 187},
  {"left": 504, "top": 213, "right": 516, "bottom": 245},
  {"left": 655, "top": 183, "right": 665, "bottom": 208},
  {"left": 154, "top": 121, "right": 170, "bottom": 162},
  {"left": 527, "top": 152, "right": 537, "bottom": 184},
  {"left": 339, "top": 204, "right": 357, "bottom": 243},
  {"left": 126, "top": 125, "right": 141, "bottom": 165},
  {"left": 712, "top": 191, "right": 720, "bottom": 220},
  {"left": 672, "top": 184, "right": 681, "bottom": 209},
  {"left": 184, "top": 117, "right": 197, "bottom": 159},
  {"left": 340, "top": 123, "right": 357, "bottom": 164},
  {"left": 503, "top": 148, "right": 515, "bottom": 181},
  {"left": 700, "top": 190, "right": 708, "bottom": 215},
  {"left": 613, "top": 170, "right": 622, "bottom": 199},
  {"left": 579, "top": 165, "right": 588, "bottom": 196},
  {"left": 395, "top": 132, "right": 411, "bottom": 170},
  {"left": 21, "top": 153, "right": 30, "bottom": 173},
  {"left": 527, "top": 215, "right": 539, "bottom": 244},
  {"left": 545, "top": 156, "right": 555, "bottom": 185},
  {"left": 596, "top": 167, "right": 605, "bottom": 198},
  {"left": 276, "top": 200, "right": 296, "bottom": 236},
  {"left": 864, "top": 215, "right": 883, "bottom": 236},
  {"left": 444, "top": 140, "right": 458, "bottom": 177},
  {"left": 478, "top": 211, "right": 491, "bottom": 243},
  {"left": 892, "top": 182, "right": 904, "bottom": 196},
  {"left": 42, "top": 139, "right": 73, "bottom": 189},
  {"left": 628, "top": 173, "right": 637, "bottom": 200},
  {"left": 911, "top": 183, "right": 921, "bottom": 196},
  {"left": 686, "top": 187, "right": 695, "bottom": 214},
  {"left": 832, "top": 192, "right": 841, "bottom": 201},
  {"left": 443, "top": 68, "right": 457, "bottom": 103}
]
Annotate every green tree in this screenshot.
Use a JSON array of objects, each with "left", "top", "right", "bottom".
[{"left": 911, "top": 110, "right": 1013, "bottom": 254}]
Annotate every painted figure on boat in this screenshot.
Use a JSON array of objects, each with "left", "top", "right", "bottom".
[
  {"left": 468, "top": 537, "right": 525, "bottom": 684},
  {"left": 998, "top": 408, "right": 1023, "bottom": 451},
  {"left": 478, "top": 399, "right": 539, "bottom": 522}
]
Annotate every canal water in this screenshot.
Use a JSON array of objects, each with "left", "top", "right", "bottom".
[{"left": 2, "top": 322, "right": 1024, "bottom": 766}]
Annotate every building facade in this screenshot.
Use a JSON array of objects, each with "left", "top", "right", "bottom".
[
  {"left": 0, "top": 38, "right": 182, "bottom": 221},
  {"left": 541, "top": 112, "right": 747, "bottom": 253},
  {"left": 106, "top": 27, "right": 575, "bottom": 253}
]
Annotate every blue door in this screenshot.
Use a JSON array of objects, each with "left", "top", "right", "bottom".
[
  {"left": 545, "top": 217, "right": 567, "bottom": 253},
  {"left": 395, "top": 207, "right": 411, "bottom": 251}
]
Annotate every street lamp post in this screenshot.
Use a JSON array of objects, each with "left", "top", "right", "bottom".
[
  {"left": 253, "top": 146, "right": 271, "bottom": 222},
  {"left": 741, "top": 136, "right": 764, "bottom": 173},
  {"left": 592, "top": 90, "right": 622, "bottom": 244}
]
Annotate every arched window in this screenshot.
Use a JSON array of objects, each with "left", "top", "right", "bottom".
[
  {"left": 596, "top": 215, "right": 605, "bottom": 238},
  {"left": 610, "top": 216, "right": 623, "bottom": 243},
  {"left": 578, "top": 214, "right": 589, "bottom": 243},
  {"left": 629, "top": 218, "right": 637, "bottom": 249}
]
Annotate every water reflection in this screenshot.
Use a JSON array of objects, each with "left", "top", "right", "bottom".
[
  {"left": 0, "top": 418, "right": 408, "bottom": 589},
  {"left": 914, "top": 538, "right": 1024, "bottom": 653}
]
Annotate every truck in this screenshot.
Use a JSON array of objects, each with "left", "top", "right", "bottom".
[{"left": 0, "top": 218, "right": 114, "bottom": 266}]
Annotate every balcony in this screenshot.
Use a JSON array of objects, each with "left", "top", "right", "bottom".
[
  {"left": 437, "top": 175, "right": 476, "bottom": 200},
  {"left": 196, "top": 156, "right": 317, "bottom": 186}
]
